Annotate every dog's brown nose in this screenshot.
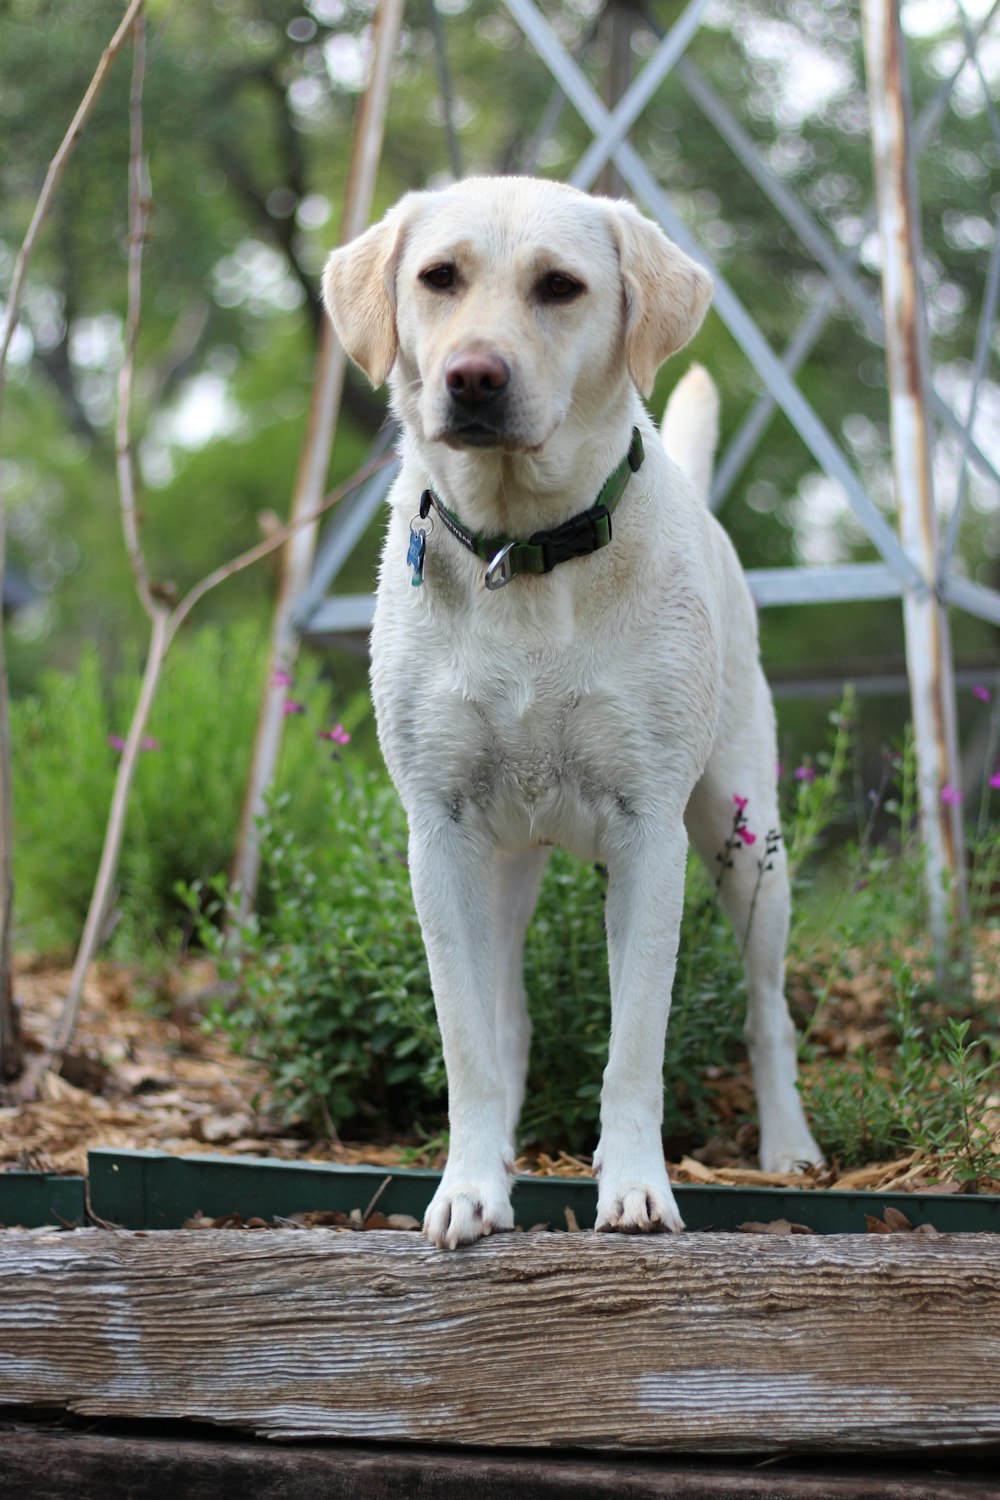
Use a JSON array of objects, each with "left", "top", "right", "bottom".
[{"left": 445, "top": 350, "right": 510, "bottom": 405}]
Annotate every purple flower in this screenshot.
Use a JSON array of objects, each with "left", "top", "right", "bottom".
[
  {"left": 940, "top": 783, "right": 962, "bottom": 806},
  {"left": 989, "top": 768, "right": 1000, "bottom": 791},
  {"left": 272, "top": 669, "right": 293, "bottom": 688},
  {"left": 108, "top": 735, "right": 126, "bottom": 752},
  {"left": 795, "top": 765, "right": 817, "bottom": 783},
  {"left": 140, "top": 736, "right": 160, "bottom": 752},
  {"left": 318, "top": 724, "right": 351, "bottom": 745},
  {"left": 732, "top": 793, "right": 748, "bottom": 812},
  {"left": 737, "top": 827, "right": 757, "bottom": 846},
  {"left": 973, "top": 684, "right": 992, "bottom": 703},
  {"left": 283, "top": 699, "right": 306, "bottom": 716}
]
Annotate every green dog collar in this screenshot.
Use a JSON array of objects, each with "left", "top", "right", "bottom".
[{"left": 413, "top": 427, "right": 644, "bottom": 591}]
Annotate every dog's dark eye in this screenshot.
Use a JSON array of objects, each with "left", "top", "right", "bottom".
[
  {"left": 421, "top": 265, "right": 456, "bottom": 291},
  {"left": 540, "top": 272, "right": 583, "bottom": 302}
]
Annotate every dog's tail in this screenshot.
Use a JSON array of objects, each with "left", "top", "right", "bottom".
[{"left": 660, "top": 364, "right": 719, "bottom": 504}]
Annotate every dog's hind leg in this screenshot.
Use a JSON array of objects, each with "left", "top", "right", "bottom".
[
  {"left": 493, "top": 847, "right": 550, "bottom": 1144},
  {"left": 686, "top": 701, "right": 824, "bottom": 1173}
]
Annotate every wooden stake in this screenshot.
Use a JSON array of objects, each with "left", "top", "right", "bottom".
[
  {"left": 861, "top": 0, "right": 967, "bottom": 950},
  {"left": 0, "top": 0, "right": 147, "bottom": 1082},
  {"left": 231, "top": 0, "right": 407, "bottom": 915}
]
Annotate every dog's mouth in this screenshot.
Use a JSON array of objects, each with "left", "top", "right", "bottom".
[{"left": 440, "top": 420, "right": 532, "bottom": 453}]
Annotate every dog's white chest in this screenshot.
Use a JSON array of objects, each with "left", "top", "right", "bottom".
[
  {"left": 376, "top": 616, "right": 683, "bottom": 859},
  {"left": 455, "top": 682, "right": 631, "bottom": 853}
]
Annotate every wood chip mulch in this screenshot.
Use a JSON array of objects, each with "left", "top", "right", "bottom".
[{"left": 0, "top": 956, "right": 995, "bottom": 1197}]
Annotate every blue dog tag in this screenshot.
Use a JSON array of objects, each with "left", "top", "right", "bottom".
[{"left": 407, "top": 526, "right": 426, "bottom": 586}]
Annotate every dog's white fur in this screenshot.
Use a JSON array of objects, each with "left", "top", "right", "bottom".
[{"left": 323, "top": 177, "right": 822, "bottom": 1250}]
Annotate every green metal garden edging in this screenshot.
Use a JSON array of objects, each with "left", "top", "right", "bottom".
[
  {"left": 0, "top": 1172, "right": 87, "bottom": 1229},
  {"left": 84, "top": 1148, "right": 1000, "bottom": 1235}
]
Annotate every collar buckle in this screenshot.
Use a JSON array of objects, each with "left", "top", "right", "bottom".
[
  {"left": 536, "top": 504, "right": 611, "bottom": 573},
  {"left": 484, "top": 541, "right": 518, "bottom": 590}
]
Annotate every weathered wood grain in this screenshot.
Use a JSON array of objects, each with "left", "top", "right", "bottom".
[
  {"left": 2, "top": 1428, "right": 999, "bottom": 1499},
  {"left": 1, "top": 1229, "right": 998, "bottom": 1452}
]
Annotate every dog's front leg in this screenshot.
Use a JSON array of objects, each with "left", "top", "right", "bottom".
[
  {"left": 409, "top": 822, "right": 515, "bottom": 1250},
  {"left": 594, "top": 818, "right": 687, "bottom": 1234}
]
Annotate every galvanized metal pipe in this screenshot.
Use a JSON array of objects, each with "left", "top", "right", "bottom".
[
  {"left": 861, "top": 0, "right": 967, "bottom": 946},
  {"left": 569, "top": 0, "right": 713, "bottom": 191}
]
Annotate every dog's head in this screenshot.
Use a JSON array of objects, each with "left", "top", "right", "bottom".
[{"left": 322, "top": 177, "right": 711, "bottom": 454}]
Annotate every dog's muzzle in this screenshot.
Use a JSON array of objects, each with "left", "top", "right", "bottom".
[{"left": 442, "top": 350, "right": 513, "bottom": 446}]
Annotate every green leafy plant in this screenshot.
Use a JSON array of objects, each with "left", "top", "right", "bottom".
[
  {"left": 182, "top": 770, "right": 442, "bottom": 1138},
  {"left": 11, "top": 623, "right": 347, "bottom": 954}
]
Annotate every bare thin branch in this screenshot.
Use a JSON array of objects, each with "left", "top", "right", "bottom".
[
  {"left": 0, "top": 506, "right": 21, "bottom": 1080},
  {"left": 0, "top": 0, "right": 146, "bottom": 411},
  {"left": 1, "top": 0, "right": 146, "bottom": 1082},
  {"left": 49, "top": 607, "right": 169, "bottom": 1064},
  {"left": 44, "top": 0, "right": 395, "bottom": 1069},
  {"left": 46, "top": 449, "right": 390, "bottom": 1069},
  {"left": 117, "top": 11, "right": 157, "bottom": 619},
  {"left": 166, "top": 451, "right": 394, "bottom": 643}
]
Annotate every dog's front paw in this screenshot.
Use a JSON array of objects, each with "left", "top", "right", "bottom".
[
  {"left": 593, "top": 1139, "right": 684, "bottom": 1235},
  {"left": 423, "top": 1175, "right": 515, "bottom": 1250},
  {"left": 595, "top": 1178, "right": 684, "bottom": 1235}
]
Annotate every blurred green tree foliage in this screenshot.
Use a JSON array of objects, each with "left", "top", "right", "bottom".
[{"left": 1, "top": 0, "right": 997, "bottom": 733}]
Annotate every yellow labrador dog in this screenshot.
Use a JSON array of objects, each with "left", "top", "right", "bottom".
[{"left": 323, "top": 176, "right": 821, "bottom": 1249}]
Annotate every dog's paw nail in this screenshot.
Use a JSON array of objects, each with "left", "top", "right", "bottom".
[
  {"left": 596, "top": 1182, "right": 684, "bottom": 1235},
  {"left": 424, "top": 1185, "right": 514, "bottom": 1250}
]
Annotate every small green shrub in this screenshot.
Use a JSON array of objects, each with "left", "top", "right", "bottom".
[
  {"left": 802, "top": 970, "right": 1000, "bottom": 1184},
  {"left": 187, "top": 750, "right": 754, "bottom": 1151},
  {"left": 10, "top": 623, "right": 351, "bottom": 953},
  {"left": 183, "top": 770, "right": 442, "bottom": 1137}
]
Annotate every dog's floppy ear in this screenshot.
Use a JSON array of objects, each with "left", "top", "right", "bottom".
[
  {"left": 322, "top": 194, "right": 425, "bottom": 387},
  {"left": 607, "top": 201, "right": 713, "bottom": 398}
]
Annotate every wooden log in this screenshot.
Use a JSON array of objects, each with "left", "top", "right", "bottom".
[
  {"left": 2, "top": 1428, "right": 999, "bottom": 1499},
  {"left": 1, "top": 1229, "right": 998, "bottom": 1452}
]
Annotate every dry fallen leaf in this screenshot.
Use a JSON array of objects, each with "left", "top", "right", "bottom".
[
  {"left": 386, "top": 1213, "right": 421, "bottom": 1231},
  {"left": 866, "top": 1206, "right": 940, "bottom": 1236},
  {"left": 738, "top": 1219, "right": 814, "bottom": 1235}
]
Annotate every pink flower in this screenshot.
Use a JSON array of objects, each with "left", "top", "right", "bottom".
[
  {"left": 940, "top": 783, "right": 962, "bottom": 806},
  {"left": 990, "top": 768, "right": 1000, "bottom": 791},
  {"left": 973, "top": 684, "right": 992, "bottom": 703},
  {"left": 283, "top": 699, "right": 306, "bottom": 716},
  {"left": 737, "top": 827, "right": 757, "bottom": 846},
  {"left": 108, "top": 734, "right": 159, "bottom": 752},
  {"left": 732, "top": 793, "right": 748, "bottom": 812},
  {"left": 318, "top": 724, "right": 351, "bottom": 745},
  {"left": 795, "top": 765, "right": 817, "bottom": 783},
  {"left": 272, "top": 669, "right": 293, "bottom": 688}
]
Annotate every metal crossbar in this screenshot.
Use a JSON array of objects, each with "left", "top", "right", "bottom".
[{"left": 504, "top": 0, "right": 927, "bottom": 590}]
